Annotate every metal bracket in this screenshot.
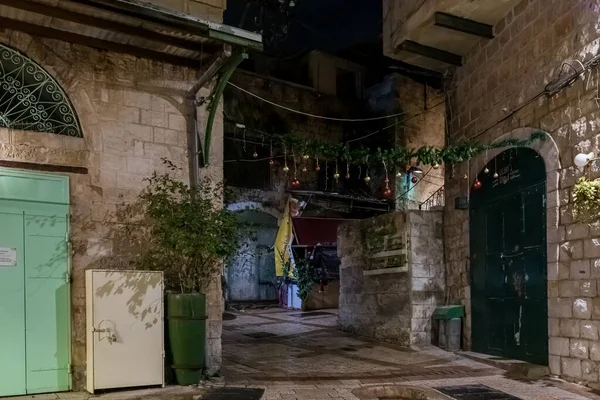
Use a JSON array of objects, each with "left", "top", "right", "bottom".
[{"left": 203, "top": 52, "right": 248, "bottom": 165}]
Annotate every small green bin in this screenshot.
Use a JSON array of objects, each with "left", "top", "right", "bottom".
[{"left": 433, "top": 305, "right": 464, "bottom": 352}]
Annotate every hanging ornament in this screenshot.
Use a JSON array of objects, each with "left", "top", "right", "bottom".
[
  {"left": 291, "top": 178, "right": 300, "bottom": 186},
  {"left": 384, "top": 188, "right": 392, "bottom": 196},
  {"left": 269, "top": 159, "right": 274, "bottom": 165},
  {"left": 302, "top": 165, "right": 308, "bottom": 172},
  {"left": 345, "top": 172, "right": 351, "bottom": 179},
  {"left": 283, "top": 165, "right": 289, "bottom": 173},
  {"left": 269, "top": 140, "right": 274, "bottom": 165},
  {"left": 315, "top": 157, "right": 321, "bottom": 171},
  {"left": 433, "top": 163, "right": 440, "bottom": 169},
  {"left": 364, "top": 175, "right": 371, "bottom": 183},
  {"left": 283, "top": 145, "right": 289, "bottom": 173},
  {"left": 396, "top": 171, "right": 403, "bottom": 177},
  {"left": 334, "top": 161, "right": 340, "bottom": 181},
  {"left": 493, "top": 171, "right": 499, "bottom": 178},
  {"left": 473, "top": 179, "right": 482, "bottom": 190},
  {"left": 463, "top": 174, "right": 468, "bottom": 180},
  {"left": 303, "top": 154, "right": 310, "bottom": 160},
  {"left": 252, "top": 151, "right": 258, "bottom": 158},
  {"left": 483, "top": 167, "right": 490, "bottom": 174},
  {"left": 411, "top": 176, "right": 418, "bottom": 184},
  {"left": 345, "top": 161, "right": 350, "bottom": 180}
]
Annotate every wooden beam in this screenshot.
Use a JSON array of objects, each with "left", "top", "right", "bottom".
[
  {"left": 0, "top": 0, "right": 214, "bottom": 54},
  {"left": 399, "top": 40, "right": 463, "bottom": 66},
  {"left": 0, "top": 160, "right": 88, "bottom": 174},
  {"left": 0, "top": 17, "right": 204, "bottom": 67},
  {"left": 434, "top": 12, "right": 494, "bottom": 39}
]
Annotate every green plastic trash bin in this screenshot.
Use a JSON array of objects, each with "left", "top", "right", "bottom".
[{"left": 433, "top": 305, "right": 465, "bottom": 352}]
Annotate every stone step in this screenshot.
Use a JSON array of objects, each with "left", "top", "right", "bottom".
[{"left": 458, "top": 351, "right": 549, "bottom": 380}]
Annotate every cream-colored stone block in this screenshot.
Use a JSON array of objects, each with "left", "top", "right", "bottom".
[
  {"left": 570, "top": 339, "right": 589, "bottom": 359},
  {"left": 168, "top": 113, "right": 187, "bottom": 131},
  {"left": 126, "top": 157, "right": 154, "bottom": 175},
  {"left": 574, "top": 298, "right": 592, "bottom": 319}
]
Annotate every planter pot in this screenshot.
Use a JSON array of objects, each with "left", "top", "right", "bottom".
[{"left": 166, "top": 293, "right": 206, "bottom": 385}]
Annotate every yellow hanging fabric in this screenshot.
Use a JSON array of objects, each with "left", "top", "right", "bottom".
[{"left": 274, "top": 198, "right": 294, "bottom": 276}]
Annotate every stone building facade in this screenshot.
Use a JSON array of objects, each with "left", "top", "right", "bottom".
[
  {"left": 0, "top": 0, "right": 260, "bottom": 393},
  {"left": 338, "top": 210, "right": 444, "bottom": 346},
  {"left": 380, "top": 0, "right": 600, "bottom": 387},
  {"left": 440, "top": 0, "right": 600, "bottom": 385}
]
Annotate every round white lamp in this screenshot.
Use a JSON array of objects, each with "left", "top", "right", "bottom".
[{"left": 574, "top": 152, "right": 595, "bottom": 168}]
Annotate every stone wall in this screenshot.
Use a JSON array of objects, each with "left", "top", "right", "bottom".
[
  {"left": 365, "top": 74, "right": 445, "bottom": 209},
  {"left": 443, "top": 0, "right": 600, "bottom": 385},
  {"left": 338, "top": 210, "right": 443, "bottom": 346},
  {"left": 0, "top": 30, "right": 224, "bottom": 388}
]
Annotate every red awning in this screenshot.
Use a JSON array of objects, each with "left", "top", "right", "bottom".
[{"left": 291, "top": 217, "right": 352, "bottom": 246}]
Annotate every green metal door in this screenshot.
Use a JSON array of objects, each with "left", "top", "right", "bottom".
[
  {"left": 0, "top": 169, "right": 70, "bottom": 396},
  {"left": 470, "top": 148, "right": 548, "bottom": 365}
]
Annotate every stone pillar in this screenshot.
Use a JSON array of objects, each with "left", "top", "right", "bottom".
[{"left": 196, "top": 85, "right": 225, "bottom": 377}]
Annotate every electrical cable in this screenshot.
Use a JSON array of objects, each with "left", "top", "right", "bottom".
[{"left": 228, "top": 81, "right": 410, "bottom": 122}]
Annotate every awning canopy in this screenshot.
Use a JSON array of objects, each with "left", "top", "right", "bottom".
[
  {"left": 0, "top": 0, "right": 263, "bottom": 67},
  {"left": 292, "top": 217, "right": 352, "bottom": 247}
]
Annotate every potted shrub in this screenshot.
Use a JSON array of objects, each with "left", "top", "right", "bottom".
[{"left": 116, "top": 161, "right": 246, "bottom": 385}]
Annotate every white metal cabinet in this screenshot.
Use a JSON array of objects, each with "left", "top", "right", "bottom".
[{"left": 86, "top": 270, "right": 164, "bottom": 393}]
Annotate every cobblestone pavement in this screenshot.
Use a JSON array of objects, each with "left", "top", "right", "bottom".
[{"left": 221, "top": 308, "right": 600, "bottom": 400}]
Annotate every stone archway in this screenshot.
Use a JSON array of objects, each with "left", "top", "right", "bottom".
[
  {"left": 226, "top": 201, "right": 280, "bottom": 303},
  {"left": 461, "top": 127, "right": 561, "bottom": 366}
]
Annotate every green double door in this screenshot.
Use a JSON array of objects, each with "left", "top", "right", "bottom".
[
  {"left": 0, "top": 169, "right": 70, "bottom": 396},
  {"left": 470, "top": 148, "right": 548, "bottom": 365}
]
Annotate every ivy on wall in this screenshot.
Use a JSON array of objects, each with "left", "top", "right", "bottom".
[{"left": 266, "top": 130, "right": 546, "bottom": 168}]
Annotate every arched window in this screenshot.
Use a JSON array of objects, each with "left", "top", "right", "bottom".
[{"left": 0, "top": 43, "right": 82, "bottom": 137}]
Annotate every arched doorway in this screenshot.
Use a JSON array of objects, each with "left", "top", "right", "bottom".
[
  {"left": 470, "top": 147, "right": 548, "bottom": 365},
  {"left": 226, "top": 209, "right": 279, "bottom": 303}
]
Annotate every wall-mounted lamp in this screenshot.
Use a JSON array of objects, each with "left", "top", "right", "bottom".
[{"left": 574, "top": 152, "right": 599, "bottom": 167}]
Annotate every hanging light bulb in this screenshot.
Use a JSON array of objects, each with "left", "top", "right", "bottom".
[
  {"left": 252, "top": 151, "right": 258, "bottom": 158},
  {"left": 364, "top": 175, "right": 371, "bottom": 183},
  {"left": 303, "top": 154, "right": 310, "bottom": 160},
  {"left": 302, "top": 166, "right": 308, "bottom": 172},
  {"left": 269, "top": 159, "right": 274, "bottom": 165},
  {"left": 473, "top": 179, "right": 482, "bottom": 190},
  {"left": 463, "top": 174, "right": 468, "bottom": 180},
  {"left": 385, "top": 188, "right": 392, "bottom": 196},
  {"left": 433, "top": 163, "right": 440, "bottom": 169},
  {"left": 345, "top": 172, "right": 351, "bottom": 179},
  {"left": 315, "top": 164, "right": 321, "bottom": 171},
  {"left": 333, "top": 172, "right": 340, "bottom": 180},
  {"left": 283, "top": 165, "right": 290, "bottom": 173},
  {"left": 493, "top": 171, "right": 499, "bottom": 178},
  {"left": 396, "top": 171, "right": 403, "bottom": 177}
]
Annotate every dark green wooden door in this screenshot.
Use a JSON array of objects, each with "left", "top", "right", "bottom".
[{"left": 470, "top": 148, "right": 548, "bottom": 365}]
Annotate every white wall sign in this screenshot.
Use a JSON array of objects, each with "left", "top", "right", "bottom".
[{"left": 0, "top": 247, "right": 17, "bottom": 266}]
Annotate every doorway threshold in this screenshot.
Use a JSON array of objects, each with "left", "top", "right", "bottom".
[{"left": 457, "top": 351, "right": 549, "bottom": 380}]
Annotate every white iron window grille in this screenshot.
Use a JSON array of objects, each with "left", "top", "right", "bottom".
[{"left": 0, "top": 44, "right": 82, "bottom": 137}]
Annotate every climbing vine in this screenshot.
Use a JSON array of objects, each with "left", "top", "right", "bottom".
[
  {"left": 294, "top": 258, "right": 318, "bottom": 301},
  {"left": 573, "top": 177, "right": 600, "bottom": 223},
  {"left": 276, "top": 131, "right": 546, "bottom": 166}
]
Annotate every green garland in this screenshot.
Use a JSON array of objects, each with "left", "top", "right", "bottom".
[{"left": 275, "top": 131, "right": 546, "bottom": 167}]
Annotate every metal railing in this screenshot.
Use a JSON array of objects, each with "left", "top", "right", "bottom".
[{"left": 419, "top": 186, "right": 445, "bottom": 210}]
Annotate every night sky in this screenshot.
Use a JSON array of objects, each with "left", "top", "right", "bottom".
[{"left": 223, "top": 0, "right": 383, "bottom": 57}]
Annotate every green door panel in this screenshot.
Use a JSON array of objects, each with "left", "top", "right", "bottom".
[
  {"left": 0, "top": 211, "right": 26, "bottom": 396},
  {"left": 25, "top": 214, "right": 70, "bottom": 394},
  {"left": 470, "top": 148, "right": 547, "bottom": 365},
  {"left": 0, "top": 168, "right": 70, "bottom": 396}
]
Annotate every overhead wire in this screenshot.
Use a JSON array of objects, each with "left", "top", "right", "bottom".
[{"left": 227, "top": 81, "right": 410, "bottom": 122}]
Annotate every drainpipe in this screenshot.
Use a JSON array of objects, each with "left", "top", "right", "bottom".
[
  {"left": 187, "top": 45, "right": 232, "bottom": 186},
  {"left": 187, "top": 45, "right": 248, "bottom": 185}
]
